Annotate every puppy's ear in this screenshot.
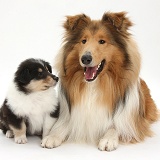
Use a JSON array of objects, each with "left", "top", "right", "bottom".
[
  {"left": 102, "top": 12, "right": 132, "bottom": 33},
  {"left": 18, "top": 68, "right": 30, "bottom": 84},
  {"left": 45, "top": 62, "right": 52, "bottom": 73},
  {"left": 63, "top": 14, "right": 91, "bottom": 31}
]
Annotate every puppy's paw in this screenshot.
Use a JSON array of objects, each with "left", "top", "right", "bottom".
[
  {"left": 41, "top": 135, "right": 62, "bottom": 149},
  {"left": 6, "top": 130, "right": 14, "bottom": 138},
  {"left": 98, "top": 129, "right": 119, "bottom": 151},
  {"left": 14, "top": 135, "right": 27, "bottom": 144}
]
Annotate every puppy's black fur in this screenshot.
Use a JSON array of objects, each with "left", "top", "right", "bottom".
[
  {"left": 0, "top": 58, "right": 59, "bottom": 143},
  {"left": 14, "top": 58, "right": 58, "bottom": 94}
]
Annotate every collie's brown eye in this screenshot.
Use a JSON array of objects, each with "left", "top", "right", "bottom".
[
  {"left": 82, "top": 39, "right": 87, "bottom": 44},
  {"left": 99, "top": 40, "right": 105, "bottom": 44}
]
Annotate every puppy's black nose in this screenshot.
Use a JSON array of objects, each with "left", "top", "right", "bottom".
[
  {"left": 81, "top": 52, "right": 92, "bottom": 65},
  {"left": 52, "top": 75, "right": 59, "bottom": 82}
]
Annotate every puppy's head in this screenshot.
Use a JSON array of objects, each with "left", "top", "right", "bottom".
[{"left": 14, "top": 58, "right": 58, "bottom": 93}]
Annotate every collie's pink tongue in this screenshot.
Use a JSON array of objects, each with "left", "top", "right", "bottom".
[{"left": 84, "top": 66, "right": 97, "bottom": 80}]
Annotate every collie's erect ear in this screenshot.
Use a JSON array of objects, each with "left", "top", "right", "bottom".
[
  {"left": 102, "top": 12, "right": 133, "bottom": 32},
  {"left": 63, "top": 14, "right": 91, "bottom": 31}
]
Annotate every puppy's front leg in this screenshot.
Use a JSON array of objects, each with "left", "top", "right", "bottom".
[{"left": 10, "top": 120, "right": 27, "bottom": 144}]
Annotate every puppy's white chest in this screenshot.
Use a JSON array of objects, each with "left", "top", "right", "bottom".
[
  {"left": 6, "top": 84, "right": 56, "bottom": 116},
  {"left": 27, "top": 113, "right": 44, "bottom": 134},
  {"left": 6, "top": 84, "right": 57, "bottom": 134}
]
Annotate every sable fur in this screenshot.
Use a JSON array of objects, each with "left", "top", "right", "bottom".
[{"left": 41, "top": 12, "right": 159, "bottom": 151}]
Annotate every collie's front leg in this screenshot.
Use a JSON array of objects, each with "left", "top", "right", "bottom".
[
  {"left": 41, "top": 134, "right": 64, "bottom": 149},
  {"left": 42, "top": 114, "right": 57, "bottom": 139},
  {"left": 98, "top": 128, "right": 119, "bottom": 151},
  {"left": 41, "top": 84, "right": 70, "bottom": 149},
  {"left": 41, "top": 118, "right": 69, "bottom": 148}
]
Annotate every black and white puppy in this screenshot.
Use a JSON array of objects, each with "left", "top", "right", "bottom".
[{"left": 0, "top": 58, "right": 59, "bottom": 144}]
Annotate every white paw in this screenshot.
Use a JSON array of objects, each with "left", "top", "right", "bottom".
[
  {"left": 98, "top": 129, "right": 119, "bottom": 151},
  {"left": 14, "top": 135, "right": 27, "bottom": 144},
  {"left": 6, "top": 130, "right": 14, "bottom": 138},
  {"left": 41, "top": 135, "right": 62, "bottom": 149}
]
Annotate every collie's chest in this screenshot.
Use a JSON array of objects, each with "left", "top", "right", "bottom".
[{"left": 68, "top": 84, "right": 112, "bottom": 143}]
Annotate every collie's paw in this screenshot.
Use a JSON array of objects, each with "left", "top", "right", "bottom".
[
  {"left": 14, "top": 135, "right": 27, "bottom": 144},
  {"left": 98, "top": 129, "right": 119, "bottom": 151},
  {"left": 41, "top": 135, "right": 62, "bottom": 149},
  {"left": 6, "top": 130, "right": 14, "bottom": 138}
]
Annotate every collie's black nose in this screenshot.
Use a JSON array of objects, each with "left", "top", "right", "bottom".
[{"left": 81, "top": 52, "right": 92, "bottom": 65}]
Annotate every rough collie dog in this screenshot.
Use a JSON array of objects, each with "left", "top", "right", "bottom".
[
  {"left": 41, "top": 12, "right": 159, "bottom": 151},
  {"left": 0, "top": 58, "right": 59, "bottom": 144}
]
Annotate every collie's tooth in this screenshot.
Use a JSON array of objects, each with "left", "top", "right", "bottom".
[
  {"left": 91, "top": 73, "right": 94, "bottom": 79},
  {"left": 98, "top": 63, "right": 101, "bottom": 68},
  {"left": 92, "top": 73, "right": 96, "bottom": 79}
]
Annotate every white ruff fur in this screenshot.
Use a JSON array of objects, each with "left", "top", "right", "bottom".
[
  {"left": 6, "top": 81, "right": 58, "bottom": 135},
  {"left": 114, "top": 81, "right": 140, "bottom": 142},
  {"left": 68, "top": 81, "right": 140, "bottom": 144},
  {"left": 42, "top": 80, "right": 140, "bottom": 149},
  {"left": 68, "top": 82, "right": 112, "bottom": 144}
]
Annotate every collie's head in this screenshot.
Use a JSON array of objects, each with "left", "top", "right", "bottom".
[
  {"left": 56, "top": 12, "right": 141, "bottom": 108},
  {"left": 14, "top": 58, "right": 59, "bottom": 94},
  {"left": 57, "top": 12, "right": 140, "bottom": 84}
]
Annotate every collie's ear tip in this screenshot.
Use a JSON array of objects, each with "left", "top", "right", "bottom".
[
  {"left": 102, "top": 11, "right": 133, "bottom": 31},
  {"left": 65, "top": 13, "right": 89, "bottom": 22},
  {"left": 102, "top": 11, "right": 128, "bottom": 19},
  {"left": 63, "top": 14, "right": 90, "bottom": 31},
  {"left": 65, "top": 14, "right": 83, "bottom": 21}
]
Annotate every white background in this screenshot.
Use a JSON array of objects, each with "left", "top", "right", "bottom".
[{"left": 0, "top": 0, "right": 160, "bottom": 160}]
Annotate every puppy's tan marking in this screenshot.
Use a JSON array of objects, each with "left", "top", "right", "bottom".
[
  {"left": 9, "top": 121, "right": 27, "bottom": 144},
  {"left": 38, "top": 68, "right": 43, "bottom": 72}
]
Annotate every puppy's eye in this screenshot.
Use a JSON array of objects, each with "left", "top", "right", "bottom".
[
  {"left": 82, "top": 39, "right": 87, "bottom": 44},
  {"left": 38, "top": 72, "right": 43, "bottom": 76},
  {"left": 99, "top": 40, "right": 105, "bottom": 44}
]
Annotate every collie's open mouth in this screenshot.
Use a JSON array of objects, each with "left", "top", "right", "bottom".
[{"left": 84, "top": 59, "right": 105, "bottom": 82}]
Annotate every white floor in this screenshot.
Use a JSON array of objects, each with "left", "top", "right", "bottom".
[
  {"left": 0, "top": 0, "right": 160, "bottom": 160},
  {"left": 0, "top": 120, "right": 160, "bottom": 160}
]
